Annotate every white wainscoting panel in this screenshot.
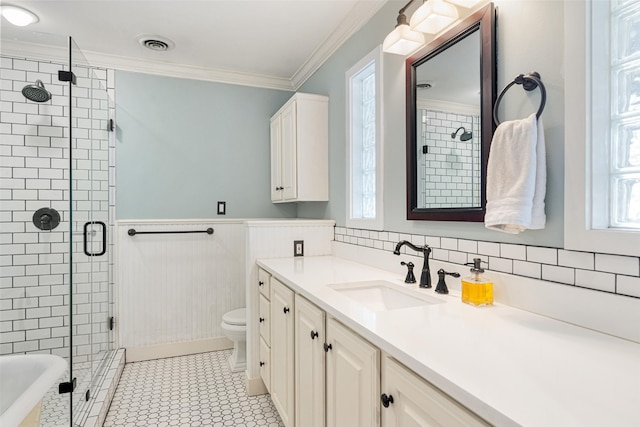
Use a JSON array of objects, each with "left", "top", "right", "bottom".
[
  {"left": 117, "top": 221, "right": 245, "bottom": 357},
  {"left": 244, "top": 220, "right": 335, "bottom": 393}
]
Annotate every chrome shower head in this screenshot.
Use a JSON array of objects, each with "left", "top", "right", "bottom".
[
  {"left": 451, "top": 126, "right": 472, "bottom": 142},
  {"left": 22, "top": 80, "right": 51, "bottom": 103}
]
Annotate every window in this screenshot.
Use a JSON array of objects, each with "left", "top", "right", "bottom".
[
  {"left": 346, "top": 46, "right": 383, "bottom": 230},
  {"left": 564, "top": 0, "right": 640, "bottom": 255}
]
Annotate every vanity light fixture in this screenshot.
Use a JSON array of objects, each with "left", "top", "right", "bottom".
[
  {"left": 410, "top": 0, "right": 459, "bottom": 34},
  {"left": 0, "top": 4, "right": 39, "bottom": 26},
  {"left": 382, "top": 0, "right": 425, "bottom": 56},
  {"left": 445, "top": 0, "right": 485, "bottom": 8}
]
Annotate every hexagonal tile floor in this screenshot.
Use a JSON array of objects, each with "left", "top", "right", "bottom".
[{"left": 103, "top": 350, "right": 284, "bottom": 427}]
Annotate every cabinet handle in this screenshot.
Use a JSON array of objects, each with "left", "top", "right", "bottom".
[
  {"left": 258, "top": 281, "right": 264, "bottom": 287},
  {"left": 259, "top": 317, "right": 265, "bottom": 323},
  {"left": 310, "top": 330, "right": 318, "bottom": 340},
  {"left": 323, "top": 343, "right": 332, "bottom": 352},
  {"left": 260, "top": 361, "right": 265, "bottom": 367},
  {"left": 283, "top": 307, "right": 290, "bottom": 314},
  {"left": 381, "top": 393, "right": 394, "bottom": 408}
]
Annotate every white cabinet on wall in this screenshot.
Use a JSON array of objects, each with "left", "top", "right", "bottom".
[
  {"left": 294, "top": 294, "right": 325, "bottom": 427},
  {"left": 270, "top": 93, "right": 328, "bottom": 203},
  {"left": 326, "top": 317, "right": 380, "bottom": 427},
  {"left": 381, "top": 356, "right": 489, "bottom": 427},
  {"left": 270, "top": 278, "right": 295, "bottom": 427}
]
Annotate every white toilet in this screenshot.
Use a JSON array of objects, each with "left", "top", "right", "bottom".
[{"left": 220, "top": 308, "right": 247, "bottom": 372}]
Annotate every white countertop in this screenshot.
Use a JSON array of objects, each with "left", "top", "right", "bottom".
[{"left": 257, "top": 255, "right": 640, "bottom": 427}]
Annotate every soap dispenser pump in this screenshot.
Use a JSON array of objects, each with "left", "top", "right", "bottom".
[{"left": 461, "top": 258, "right": 493, "bottom": 306}]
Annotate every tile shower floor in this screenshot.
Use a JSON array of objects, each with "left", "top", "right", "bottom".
[{"left": 103, "top": 350, "right": 284, "bottom": 427}]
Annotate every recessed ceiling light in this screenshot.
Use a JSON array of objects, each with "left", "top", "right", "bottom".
[
  {"left": 0, "top": 4, "right": 39, "bottom": 26},
  {"left": 137, "top": 35, "right": 175, "bottom": 52}
]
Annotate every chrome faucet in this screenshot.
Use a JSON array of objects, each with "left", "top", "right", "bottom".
[{"left": 393, "top": 240, "right": 432, "bottom": 288}]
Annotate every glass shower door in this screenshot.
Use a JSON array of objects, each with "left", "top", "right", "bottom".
[{"left": 69, "top": 37, "right": 113, "bottom": 426}]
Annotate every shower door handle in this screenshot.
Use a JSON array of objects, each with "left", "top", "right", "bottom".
[{"left": 83, "top": 221, "right": 106, "bottom": 256}]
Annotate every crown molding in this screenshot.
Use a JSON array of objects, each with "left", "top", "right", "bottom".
[
  {"left": 2, "top": 39, "right": 295, "bottom": 91},
  {"left": 290, "top": 0, "right": 388, "bottom": 90}
]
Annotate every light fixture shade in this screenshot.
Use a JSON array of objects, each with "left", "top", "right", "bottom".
[
  {"left": 0, "top": 5, "right": 39, "bottom": 26},
  {"left": 383, "top": 24, "right": 425, "bottom": 56},
  {"left": 410, "top": 0, "right": 459, "bottom": 35},
  {"left": 445, "top": 0, "right": 484, "bottom": 8}
]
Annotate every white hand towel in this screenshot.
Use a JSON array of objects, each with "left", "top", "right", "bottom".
[{"left": 485, "top": 113, "right": 546, "bottom": 234}]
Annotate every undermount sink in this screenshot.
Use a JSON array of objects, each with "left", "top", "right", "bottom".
[{"left": 328, "top": 280, "right": 444, "bottom": 311}]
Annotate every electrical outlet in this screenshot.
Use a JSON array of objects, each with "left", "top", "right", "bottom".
[
  {"left": 217, "top": 201, "right": 226, "bottom": 215},
  {"left": 294, "top": 240, "right": 304, "bottom": 257}
]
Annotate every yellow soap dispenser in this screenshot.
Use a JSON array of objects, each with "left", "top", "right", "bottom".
[{"left": 461, "top": 258, "right": 493, "bottom": 306}]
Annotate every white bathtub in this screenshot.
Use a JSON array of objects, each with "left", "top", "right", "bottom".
[{"left": 0, "top": 354, "right": 67, "bottom": 427}]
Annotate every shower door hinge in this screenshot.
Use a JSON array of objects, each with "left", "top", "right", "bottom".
[
  {"left": 109, "top": 316, "right": 115, "bottom": 331},
  {"left": 59, "top": 377, "right": 77, "bottom": 394},
  {"left": 85, "top": 389, "right": 90, "bottom": 401},
  {"left": 108, "top": 119, "right": 115, "bottom": 132},
  {"left": 58, "top": 70, "right": 77, "bottom": 85}
]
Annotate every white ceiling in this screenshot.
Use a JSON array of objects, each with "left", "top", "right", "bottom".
[{"left": 1, "top": 0, "right": 387, "bottom": 90}]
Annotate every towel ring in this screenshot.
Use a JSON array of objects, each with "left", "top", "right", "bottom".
[{"left": 493, "top": 71, "right": 546, "bottom": 125}]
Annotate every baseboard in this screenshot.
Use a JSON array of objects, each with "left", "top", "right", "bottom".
[
  {"left": 125, "top": 337, "right": 233, "bottom": 363},
  {"left": 245, "top": 372, "right": 268, "bottom": 396}
]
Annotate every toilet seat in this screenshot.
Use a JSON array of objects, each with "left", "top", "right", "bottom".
[{"left": 222, "top": 308, "right": 246, "bottom": 326}]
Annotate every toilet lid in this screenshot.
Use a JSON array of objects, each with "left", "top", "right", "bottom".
[{"left": 223, "top": 308, "right": 246, "bottom": 326}]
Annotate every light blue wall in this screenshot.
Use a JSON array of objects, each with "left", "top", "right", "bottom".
[
  {"left": 298, "top": 0, "right": 565, "bottom": 248},
  {"left": 115, "top": 71, "right": 296, "bottom": 219}
]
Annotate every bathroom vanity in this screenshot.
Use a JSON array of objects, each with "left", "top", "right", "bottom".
[{"left": 256, "top": 255, "right": 640, "bottom": 427}]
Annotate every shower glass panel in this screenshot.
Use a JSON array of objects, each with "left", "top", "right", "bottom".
[{"left": 68, "top": 38, "right": 114, "bottom": 426}]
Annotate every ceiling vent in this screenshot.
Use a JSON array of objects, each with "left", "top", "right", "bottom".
[{"left": 137, "top": 35, "right": 174, "bottom": 52}]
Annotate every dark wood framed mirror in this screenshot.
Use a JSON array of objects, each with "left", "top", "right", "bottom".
[{"left": 406, "top": 3, "right": 496, "bottom": 221}]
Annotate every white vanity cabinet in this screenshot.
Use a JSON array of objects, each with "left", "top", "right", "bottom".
[
  {"left": 294, "top": 295, "right": 325, "bottom": 427},
  {"left": 380, "top": 356, "right": 489, "bottom": 427},
  {"left": 270, "top": 278, "right": 295, "bottom": 427},
  {"left": 258, "top": 267, "right": 487, "bottom": 427},
  {"left": 326, "top": 317, "right": 380, "bottom": 427},
  {"left": 270, "top": 93, "right": 328, "bottom": 203}
]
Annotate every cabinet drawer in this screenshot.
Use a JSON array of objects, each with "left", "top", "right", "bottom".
[
  {"left": 259, "top": 293, "right": 271, "bottom": 345},
  {"left": 258, "top": 268, "right": 271, "bottom": 298},
  {"left": 260, "top": 337, "right": 271, "bottom": 393}
]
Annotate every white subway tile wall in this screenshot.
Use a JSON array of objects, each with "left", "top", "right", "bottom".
[
  {"left": 417, "top": 109, "right": 481, "bottom": 208},
  {"left": 0, "top": 55, "right": 115, "bottom": 368},
  {"left": 334, "top": 227, "right": 640, "bottom": 298}
]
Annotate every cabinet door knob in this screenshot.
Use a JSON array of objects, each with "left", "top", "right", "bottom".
[
  {"left": 260, "top": 361, "right": 265, "bottom": 367},
  {"left": 323, "top": 343, "right": 332, "bottom": 352},
  {"left": 310, "top": 330, "right": 318, "bottom": 340},
  {"left": 381, "top": 393, "right": 394, "bottom": 408},
  {"left": 283, "top": 307, "right": 290, "bottom": 314},
  {"left": 258, "top": 281, "right": 264, "bottom": 287},
  {"left": 259, "top": 317, "right": 265, "bottom": 323}
]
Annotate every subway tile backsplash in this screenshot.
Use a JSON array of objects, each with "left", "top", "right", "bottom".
[{"left": 334, "top": 227, "right": 640, "bottom": 299}]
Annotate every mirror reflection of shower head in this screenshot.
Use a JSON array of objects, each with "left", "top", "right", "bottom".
[
  {"left": 22, "top": 80, "right": 51, "bottom": 102},
  {"left": 451, "top": 126, "right": 472, "bottom": 141}
]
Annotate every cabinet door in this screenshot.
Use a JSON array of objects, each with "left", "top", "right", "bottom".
[
  {"left": 381, "top": 356, "right": 488, "bottom": 427},
  {"left": 259, "top": 337, "right": 271, "bottom": 393},
  {"left": 259, "top": 294, "right": 270, "bottom": 346},
  {"left": 270, "top": 279, "right": 295, "bottom": 427},
  {"left": 294, "top": 295, "right": 325, "bottom": 427},
  {"left": 270, "top": 116, "right": 283, "bottom": 202},
  {"left": 280, "top": 101, "right": 297, "bottom": 201},
  {"left": 258, "top": 268, "right": 271, "bottom": 299},
  {"left": 326, "top": 317, "right": 380, "bottom": 427}
]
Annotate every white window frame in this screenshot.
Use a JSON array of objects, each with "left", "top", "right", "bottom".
[
  {"left": 564, "top": 0, "right": 640, "bottom": 256},
  {"left": 346, "top": 45, "right": 384, "bottom": 231}
]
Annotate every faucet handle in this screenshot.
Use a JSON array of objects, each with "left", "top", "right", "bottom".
[
  {"left": 435, "top": 269, "right": 460, "bottom": 294},
  {"left": 400, "top": 261, "right": 417, "bottom": 284}
]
